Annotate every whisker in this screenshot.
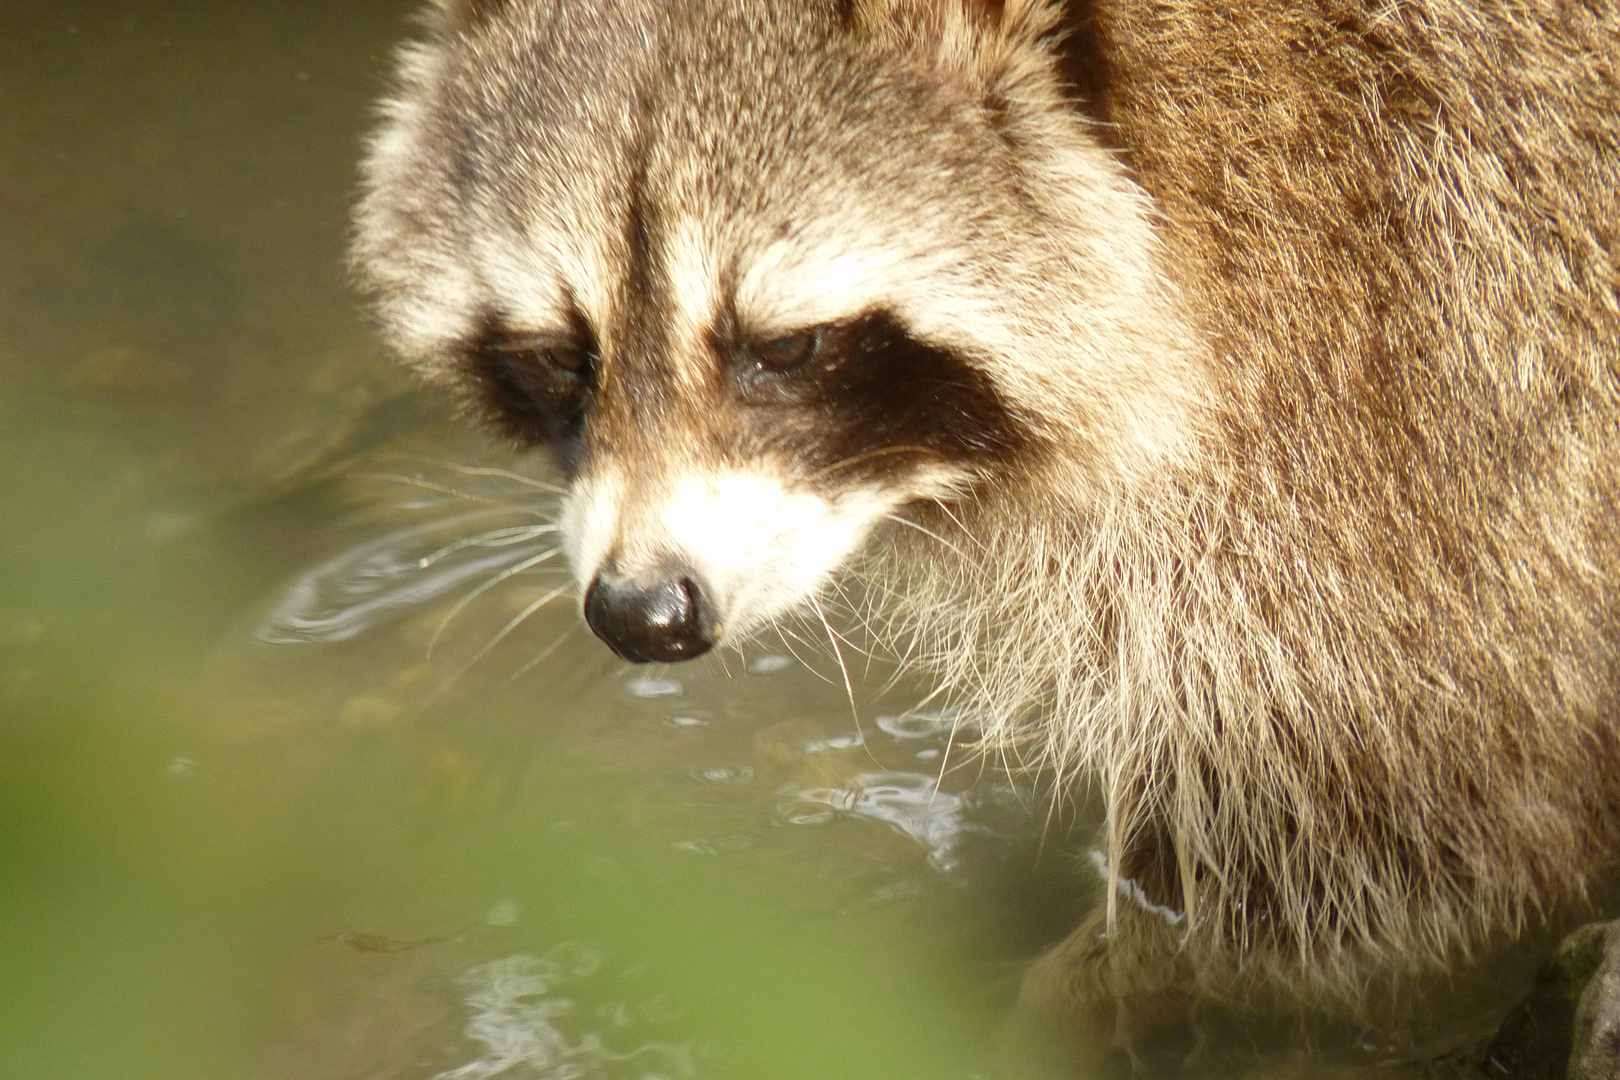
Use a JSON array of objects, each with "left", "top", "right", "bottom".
[
  {"left": 805, "top": 445, "right": 939, "bottom": 484},
  {"left": 441, "top": 581, "right": 574, "bottom": 688},
  {"left": 809, "top": 593, "right": 862, "bottom": 735},
  {"left": 933, "top": 706, "right": 965, "bottom": 801},
  {"left": 821, "top": 579, "right": 884, "bottom": 666},
  {"left": 931, "top": 500, "right": 989, "bottom": 554},
  {"left": 416, "top": 525, "right": 559, "bottom": 569},
  {"left": 771, "top": 624, "right": 836, "bottom": 685},
  {"left": 357, "top": 472, "right": 556, "bottom": 519},
  {"left": 431, "top": 461, "right": 568, "bottom": 496},
  {"left": 880, "top": 512, "right": 983, "bottom": 572},
  {"left": 504, "top": 622, "right": 582, "bottom": 686},
  {"left": 427, "top": 547, "right": 563, "bottom": 659},
  {"left": 375, "top": 453, "right": 568, "bottom": 497}
]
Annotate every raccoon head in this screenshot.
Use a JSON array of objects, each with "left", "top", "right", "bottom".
[{"left": 354, "top": 0, "right": 1202, "bottom": 663}]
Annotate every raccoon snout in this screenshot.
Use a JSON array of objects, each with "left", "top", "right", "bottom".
[{"left": 582, "top": 569, "right": 716, "bottom": 664}]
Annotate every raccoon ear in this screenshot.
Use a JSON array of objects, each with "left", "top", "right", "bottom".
[{"left": 851, "top": 0, "right": 1065, "bottom": 99}]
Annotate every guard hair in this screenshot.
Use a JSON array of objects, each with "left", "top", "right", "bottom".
[
  {"left": 853, "top": 0, "right": 1065, "bottom": 101},
  {"left": 352, "top": 0, "right": 1620, "bottom": 1033}
]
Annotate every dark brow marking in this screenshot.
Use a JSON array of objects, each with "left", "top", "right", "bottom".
[
  {"left": 728, "top": 309, "right": 1034, "bottom": 488},
  {"left": 460, "top": 309, "right": 597, "bottom": 476}
]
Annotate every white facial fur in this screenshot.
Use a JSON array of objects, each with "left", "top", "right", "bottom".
[{"left": 561, "top": 463, "right": 961, "bottom": 644}]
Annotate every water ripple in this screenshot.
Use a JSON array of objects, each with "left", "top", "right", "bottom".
[
  {"left": 257, "top": 507, "right": 560, "bottom": 645},
  {"left": 436, "top": 949, "right": 698, "bottom": 1080},
  {"left": 789, "top": 771, "right": 979, "bottom": 872}
]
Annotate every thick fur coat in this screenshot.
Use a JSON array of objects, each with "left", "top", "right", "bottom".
[{"left": 353, "top": 0, "right": 1620, "bottom": 1012}]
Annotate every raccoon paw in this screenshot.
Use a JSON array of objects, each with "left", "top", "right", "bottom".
[{"left": 1003, "top": 906, "right": 1198, "bottom": 1077}]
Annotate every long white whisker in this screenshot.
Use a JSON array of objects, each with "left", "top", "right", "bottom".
[
  {"left": 431, "top": 462, "right": 567, "bottom": 495},
  {"left": 880, "top": 513, "right": 983, "bottom": 572},
  {"left": 712, "top": 639, "right": 740, "bottom": 680},
  {"left": 447, "top": 582, "right": 573, "bottom": 685},
  {"left": 771, "top": 625, "right": 835, "bottom": 684},
  {"left": 809, "top": 593, "right": 861, "bottom": 734},
  {"left": 934, "top": 707, "right": 965, "bottom": 800},
  {"left": 376, "top": 454, "right": 569, "bottom": 497},
  {"left": 931, "top": 500, "right": 988, "bottom": 554},
  {"left": 804, "top": 445, "right": 938, "bottom": 483},
  {"left": 504, "top": 623, "right": 583, "bottom": 686},
  {"left": 821, "top": 578, "right": 883, "bottom": 670},
  {"left": 416, "top": 525, "right": 560, "bottom": 569},
  {"left": 358, "top": 472, "right": 554, "bottom": 519},
  {"left": 427, "top": 548, "right": 562, "bottom": 659}
]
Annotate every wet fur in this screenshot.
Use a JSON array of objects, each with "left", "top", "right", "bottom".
[{"left": 353, "top": 0, "right": 1620, "bottom": 1017}]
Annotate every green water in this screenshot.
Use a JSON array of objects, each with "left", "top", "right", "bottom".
[{"left": 0, "top": 5, "right": 1086, "bottom": 1078}]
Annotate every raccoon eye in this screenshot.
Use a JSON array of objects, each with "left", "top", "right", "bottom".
[
  {"left": 495, "top": 335, "right": 591, "bottom": 377},
  {"left": 755, "top": 328, "right": 820, "bottom": 372},
  {"left": 543, "top": 343, "right": 588, "bottom": 374}
]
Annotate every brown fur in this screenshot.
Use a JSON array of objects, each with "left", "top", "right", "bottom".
[
  {"left": 873, "top": 0, "right": 1620, "bottom": 1003},
  {"left": 352, "top": 0, "right": 1620, "bottom": 1028}
]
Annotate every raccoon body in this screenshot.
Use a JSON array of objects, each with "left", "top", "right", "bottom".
[{"left": 354, "top": 0, "right": 1620, "bottom": 1014}]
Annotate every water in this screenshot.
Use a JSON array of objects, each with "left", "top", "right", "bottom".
[
  {"left": 0, "top": 5, "right": 1082, "bottom": 1078},
  {"left": 0, "top": 4, "right": 1594, "bottom": 1079}
]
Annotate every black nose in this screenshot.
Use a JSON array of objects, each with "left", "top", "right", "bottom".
[{"left": 583, "top": 571, "right": 715, "bottom": 663}]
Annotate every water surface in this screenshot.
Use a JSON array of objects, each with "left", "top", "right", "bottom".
[{"left": 0, "top": 5, "right": 1084, "bottom": 1078}]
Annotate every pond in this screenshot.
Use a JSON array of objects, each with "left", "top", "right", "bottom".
[{"left": 0, "top": 4, "right": 1600, "bottom": 1079}]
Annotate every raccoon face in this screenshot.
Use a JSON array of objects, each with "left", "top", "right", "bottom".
[
  {"left": 552, "top": 308, "right": 1028, "bottom": 662},
  {"left": 463, "top": 259, "right": 1029, "bottom": 663},
  {"left": 355, "top": 0, "right": 1199, "bottom": 662}
]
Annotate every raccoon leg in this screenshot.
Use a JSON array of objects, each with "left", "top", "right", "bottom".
[
  {"left": 1567, "top": 921, "right": 1620, "bottom": 1080},
  {"left": 1004, "top": 905, "right": 1197, "bottom": 1076}
]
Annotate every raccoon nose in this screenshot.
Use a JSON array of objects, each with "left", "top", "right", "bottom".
[{"left": 583, "top": 571, "right": 715, "bottom": 663}]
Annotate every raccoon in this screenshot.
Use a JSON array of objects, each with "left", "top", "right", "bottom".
[{"left": 353, "top": 0, "right": 1620, "bottom": 1032}]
